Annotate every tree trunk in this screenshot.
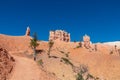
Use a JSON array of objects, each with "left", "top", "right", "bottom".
[{"left": 33, "top": 48, "right": 36, "bottom": 61}]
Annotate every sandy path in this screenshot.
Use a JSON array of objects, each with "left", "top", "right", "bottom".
[{"left": 9, "top": 55, "right": 40, "bottom": 80}]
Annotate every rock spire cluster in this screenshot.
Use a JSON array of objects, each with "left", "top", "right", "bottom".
[{"left": 49, "top": 30, "right": 70, "bottom": 42}]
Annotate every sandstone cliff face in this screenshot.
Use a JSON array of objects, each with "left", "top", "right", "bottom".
[
  {"left": 0, "top": 48, "right": 15, "bottom": 80},
  {"left": 49, "top": 30, "right": 70, "bottom": 42}
]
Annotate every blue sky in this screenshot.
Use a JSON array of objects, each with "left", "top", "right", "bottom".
[{"left": 0, "top": 0, "right": 120, "bottom": 42}]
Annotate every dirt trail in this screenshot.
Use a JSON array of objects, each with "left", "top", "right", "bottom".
[{"left": 9, "top": 55, "right": 40, "bottom": 80}]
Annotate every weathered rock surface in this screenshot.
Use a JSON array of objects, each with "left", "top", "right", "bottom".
[
  {"left": 49, "top": 30, "right": 70, "bottom": 42},
  {"left": 0, "top": 34, "right": 32, "bottom": 53},
  {"left": 25, "top": 27, "right": 30, "bottom": 36},
  {"left": 0, "top": 48, "right": 15, "bottom": 80},
  {"left": 83, "top": 34, "right": 91, "bottom": 49}
]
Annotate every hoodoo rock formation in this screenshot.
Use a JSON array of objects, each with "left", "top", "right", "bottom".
[
  {"left": 0, "top": 48, "right": 15, "bottom": 80},
  {"left": 25, "top": 27, "right": 30, "bottom": 36},
  {"left": 49, "top": 30, "right": 70, "bottom": 42},
  {"left": 83, "top": 34, "right": 91, "bottom": 49}
]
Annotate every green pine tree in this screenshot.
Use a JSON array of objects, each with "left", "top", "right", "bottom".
[{"left": 30, "top": 32, "right": 39, "bottom": 61}]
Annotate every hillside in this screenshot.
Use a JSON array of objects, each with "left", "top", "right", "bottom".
[
  {"left": 69, "top": 48, "right": 120, "bottom": 80},
  {"left": 0, "top": 34, "right": 120, "bottom": 80},
  {"left": 104, "top": 41, "right": 120, "bottom": 47}
]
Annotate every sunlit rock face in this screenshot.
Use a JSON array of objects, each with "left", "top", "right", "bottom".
[
  {"left": 25, "top": 27, "right": 30, "bottom": 36},
  {"left": 83, "top": 34, "right": 91, "bottom": 49},
  {"left": 49, "top": 30, "right": 70, "bottom": 42}
]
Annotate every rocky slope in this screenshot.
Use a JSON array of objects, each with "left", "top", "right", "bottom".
[
  {"left": 0, "top": 34, "right": 32, "bottom": 53},
  {"left": 0, "top": 48, "right": 15, "bottom": 80},
  {"left": 0, "top": 34, "right": 120, "bottom": 80}
]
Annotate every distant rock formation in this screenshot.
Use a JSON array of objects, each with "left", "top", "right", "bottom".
[
  {"left": 25, "top": 27, "right": 30, "bottom": 36},
  {"left": 49, "top": 30, "right": 70, "bottom": 42},
  {"left": 83, "top": 34, "right": 91, "bottom": 49}
]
